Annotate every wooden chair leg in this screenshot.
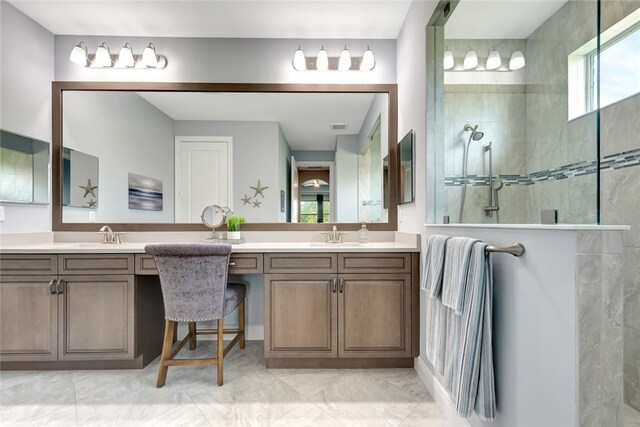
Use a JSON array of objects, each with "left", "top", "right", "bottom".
[
  {"left": 188, "top": 321, "right": 197, "bottom": 350},
  {"left": 157, "top": 320, "right": 175, "bottom": 388},
  {"left": 238, "top": 300, "right": 246, "bottom": 349},
  {"left": 217, "top": 318, "right": 224, "bottom": 386}
]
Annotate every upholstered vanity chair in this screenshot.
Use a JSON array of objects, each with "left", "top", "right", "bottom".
[{"left": 145, "top": 243, "right": 246, "bottom": 387}]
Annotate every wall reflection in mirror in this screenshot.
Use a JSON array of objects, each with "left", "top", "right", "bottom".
[
  {"left": 435, "top": 0, "right": 607, "bottom": 225},
  {"left": 0, "top": 129, "right": 49, "bottom": 205},
  {"left": 60, "top": 91, "right": 389, "bottom": 224}
]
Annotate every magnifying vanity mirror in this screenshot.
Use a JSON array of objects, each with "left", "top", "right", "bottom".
[{"left": 52, "top": 83, "right": 398, "bottom": 231}]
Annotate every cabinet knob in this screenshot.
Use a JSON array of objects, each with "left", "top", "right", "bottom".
[
  {"left": 332, "top": 278, "right": 337, "bottom": 293},
  {"left": 55, "top": 279, "right": 65, "bottom": 294},
  {"left": 229, "top": 261, "right": 237, "bottom": 267},
  {"left": 339, "top": 277, "right": 344, "bottom": 293},
  {"left": 48, "top": 279, "right": 56, "bottom": 294}
]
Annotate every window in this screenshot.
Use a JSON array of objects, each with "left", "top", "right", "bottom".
[
  {"left": 300, "top": 197, "right": 330, "bottom": 223},
  {"left": 588, "top": 22, "right": 640, "bottom": 109}
]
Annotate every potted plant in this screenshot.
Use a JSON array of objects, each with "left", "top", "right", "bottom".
[{"left": 225, "top": 215, "right": 246, "bottom": 240}]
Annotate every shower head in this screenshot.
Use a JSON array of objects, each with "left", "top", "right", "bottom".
[{"left": 472, "top": 131, "right": 484, "bottom": 141}]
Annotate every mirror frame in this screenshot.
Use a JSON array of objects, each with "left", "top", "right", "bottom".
[{"left": 52, "top": 82, "right": 398, "bottom": 231}]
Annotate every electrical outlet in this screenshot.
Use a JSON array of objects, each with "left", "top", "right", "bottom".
[
  {"left": 0, "top": 206, "right": 4, "bottom": 222},
  {"left": 88, "top": 211, "right": 96, "bottom": 222}
]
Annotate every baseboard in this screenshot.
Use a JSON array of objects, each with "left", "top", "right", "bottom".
[
  {"left": 414, "top": 356, "right": 471, "bottom": 427},
  {"left": 176, "top": 324, "right": 264, "bottom": 341}
]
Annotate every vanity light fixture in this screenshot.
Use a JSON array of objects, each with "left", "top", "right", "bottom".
[
  {"left": 486, "top": 48, "right": 502, "bottom": 70},
  {"left": 463, "top": 49, "right": 478, "bottom": 70},
  {"left": 69, "top": 41, "right": 167, "bottom": 69},
  {"left": 69, "top": 42, "right": 89, "bottom": 66},
  {"left": 338, "top": 46, "right": 352, "bottom": 71},
  {"left": 294, "top": 45, "right": 374, "bottom": 71},
  {"left": 360, "top": 46, "right": 375, "bottom": 71},
  {"left": 443, "top": 47, "right": 454, "bottom": 70},
  {"left": 293, "top": 46, "right": 306, "bottom": 71},
  {"left": 316, "top": 46, "right": 329, "bottom": 71},
  {"left": 509, "top": 50, "right": 526, "bottom": 70},
  {"left": 94, "top": 42, "right": 113, "bottom": 67}
]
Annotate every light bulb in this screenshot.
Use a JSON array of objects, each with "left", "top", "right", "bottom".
[
  {"left": 293, "top": 46, "right": 306, "bottom": 71},
  {"left": 118, "top": 42, "right": 135, "bottom": 67},
  {"left": 316, "top": 46, "right": 329, "bottom": 71},
  {"left": 463, "top": 49, "right": 478, "bottom": 70},
  {"left": 360, "top": 46, "right": 375, "bottom": 71},
  {"left": 69, "top": 42, "right": 88, "bottom": 67},
  {"left": 509, "top": 51, "right": 526, "bottom": 70},
  {"left": 94, "top": 42, "right": 113, "bottom": 67},
  {"left": 443, "top": 48, "right": 454, "bottom": 70},
  {"left": 338, "top": 46, "right": 351, "bottom": 71},
  {"left": 486, "top": 49, "right": 502, "bottom": 70},
  {"left": 142, "top": 43, "right": 158, "bottom": 67}
]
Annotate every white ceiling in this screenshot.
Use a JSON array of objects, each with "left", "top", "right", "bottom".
[
  {"left": 445, "top": 0, "right": 567, "bottom": 39},
  {"left": 8, "top": 0, "right": 412, "bottom": 39},
  {"left": 136, "top": 92, "right": 377, "bottom": 150}
]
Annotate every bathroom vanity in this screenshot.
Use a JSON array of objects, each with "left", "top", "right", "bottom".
[{"left": 0, "top": 242, "right": 419, "bottom": 370}]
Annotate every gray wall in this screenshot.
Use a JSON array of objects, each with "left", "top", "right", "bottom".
[
  {"left": 290, "top": 150, "right": 335, "bottom": 162},
  {"left": 0, "top": 1, "right": 54, "bottom": 233},
  {"left": 174, "top": 121, "right": 281, "bottom": 223},
  {"left": 277, "top": 125, "right": 291, "bottom": 223},
  {"left": 62, "top": 91, "right": 175, "bottom": 223}
]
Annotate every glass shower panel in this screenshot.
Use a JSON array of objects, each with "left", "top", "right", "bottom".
[{"left": 433, "top": 0, "right": 600, "bottom": 224}]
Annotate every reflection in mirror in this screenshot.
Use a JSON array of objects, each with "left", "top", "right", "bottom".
[
  {"left": 0, "top": 129, "right": 49, "bottom": 204},
  {"left": 60, "top": 91, "right": 389, "bottom": 225},
  {"left": 62, "top": 147, "right": 99, "bottom": 210},
  {"left": 399, "top": 130, "right": 414, "bottom": 204}
]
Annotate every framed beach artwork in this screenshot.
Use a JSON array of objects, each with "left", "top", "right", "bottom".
[{"left": 128, "top": 173, "right": 163, "bottom": 211}]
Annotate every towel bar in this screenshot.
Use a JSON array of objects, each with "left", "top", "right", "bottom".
[{"left": 486, "top": 243, "right": 525, "bottom": 257}]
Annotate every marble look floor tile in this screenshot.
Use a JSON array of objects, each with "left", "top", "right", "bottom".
[
  {"left": 399, "top": 397, "right": 449, "bottom": 427},
  {"left": 0, "top": 371, "right": 77, "bottom": 427},
  {"left": 363, "top": 369, "right": 429, "bottom": 401},
  {"left": 625, "top": 404, "right": 640, "bottom": 427},
  {"left": 270, "top": 402, "right": 345, "bottom": 427},
  {"left": 189, "top": 369, "right": 307, "bottom": 427},
  {"left": 308, "top": 371, "right": 422, "bottom": 427},
  {"left": 269, "top": 369, "right": 352, "bottom": 398}
]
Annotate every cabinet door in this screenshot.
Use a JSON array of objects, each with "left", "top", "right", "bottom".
[
  {"left": 265, "top": 274, "right": 337, "bottom": 358},
  {"left": 338, "top": 274, "right": 412, "bottom": 358},
  {"left": 0, "top": 275, "right": 58, "bottom": 361},
  {"left": 58, "top": 275, "right": 135, "bottom": 360}
]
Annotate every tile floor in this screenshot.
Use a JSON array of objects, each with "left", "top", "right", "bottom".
[
  {"left": 0, "top": 341, "right": 448, "bottom": 427},
  {"left": 627, "top": 404, "right": 640, "bottom": 427}
]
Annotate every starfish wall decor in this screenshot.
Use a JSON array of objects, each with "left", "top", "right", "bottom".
[
  {"left": 79, "top": 179, "right": 98, "bottom": 198},
  {"left": 250, "top": 180, "right": 269, "bottom": 198},
  {"left": 241, "top": 194, "right": 252, "bottom": 205}
]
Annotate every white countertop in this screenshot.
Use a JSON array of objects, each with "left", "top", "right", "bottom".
[
  {"left": 424, "top": 223, "right": 630, "bottom": 231},
  {"left": 0, "top": 241, "right": 419, "bottom": 254}
]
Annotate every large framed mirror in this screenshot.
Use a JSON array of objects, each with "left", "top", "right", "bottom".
[{"left": 52, "top": 82, "right": 398, "bottom": 231}]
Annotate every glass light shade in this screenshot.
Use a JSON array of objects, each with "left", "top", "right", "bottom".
[
  {"left": 94, "top": 42, "right": 112, "bottom": 67},
  {"left": 316, "top": 47, "right": 329, "bottom": 71},
  {"left": 69, "top": 42, "right": 88, "bottom": 66},
  {"left": 118, "top": 43, "right": 135, "bottom": 67},
  {"left": 338, "top": 46, "right": 352, "bottom": 71},
  {"left": 509, "top": 50, "right": 526, "bottom": 70},
  {"left": 292, "top": 46, "right": 306, "bottom": 71},
  {"left": 463, "top": 49, "right": 478, "bottom": 70},
  {"left": 360, "top": 46, "right": 375, "bottom": 71},
  {"left": 443, "top": 49, "right": 454, "bottom": 70},
  {"left": 142, "top": 43, "right": 158, "bottom": 67},
  {"left": 486, "top": 49, "right": 502, "bottom": 70}
]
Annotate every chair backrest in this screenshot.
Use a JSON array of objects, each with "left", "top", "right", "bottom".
[{"left": 145, "top": 243, "right": 232, "bottom": 322}]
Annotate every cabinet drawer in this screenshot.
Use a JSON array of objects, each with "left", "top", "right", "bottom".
[
  {"left": 229, "top": 253, "right": 263, "bottom": 274},
  {"left": 135, "top": 254, "right": 158, "bottom": 275},
  {"left": 0, "top": 254, "right": 58, "bottom": 275},
  {"left": 59, "top": 254, "right": 134, "bottom": 275},
  {"left": 264, "top": 253, "right": 337, "bottom": 274},
  {"left": 338, "top": 253, "right": 411, "bottom": 274}
]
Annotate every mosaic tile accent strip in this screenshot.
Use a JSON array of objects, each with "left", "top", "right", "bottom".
[{"left": 445, "top": 148, "right": 640, "bottom": 187}]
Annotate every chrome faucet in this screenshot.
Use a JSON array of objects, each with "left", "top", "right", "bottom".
[
  {"left": 323, "top": 225, "right": 344, "bottom": 243},
  {"left": 99, "top": 225, "right": 123, "bottom": 244}
]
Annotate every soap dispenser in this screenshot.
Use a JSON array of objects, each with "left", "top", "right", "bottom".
[{"left": 358, "top": 222, "right": 369, "bottom": 243}]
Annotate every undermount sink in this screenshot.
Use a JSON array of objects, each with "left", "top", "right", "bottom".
[{"left": 307, "top": 242, "right": 363, "bottom": 247}]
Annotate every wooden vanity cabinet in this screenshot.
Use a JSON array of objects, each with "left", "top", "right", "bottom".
[
  {"left": 0, "top": 254, "right": 141, "bottom": 367},
  {"left": 264, "top": 252, "right": 418, "bottom": 367}
]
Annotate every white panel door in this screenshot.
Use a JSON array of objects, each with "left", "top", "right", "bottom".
[
  {"left": 175, "top": 137, "right": 233, "bottom": 223},
  {"left": 290, "top": 155, "right": 299, "bottom": 223}
]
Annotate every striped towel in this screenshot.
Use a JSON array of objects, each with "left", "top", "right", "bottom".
[
  {"left": 441, "top": 237, "right": 480, "bottom": 315},
  {"left": 421, "top": 235, "right": 449, "bottom": 297}
]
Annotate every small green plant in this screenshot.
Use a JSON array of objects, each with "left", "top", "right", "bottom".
[{"left": 225, "top": 215, "right": 246, "bottom": 232}]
